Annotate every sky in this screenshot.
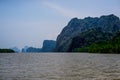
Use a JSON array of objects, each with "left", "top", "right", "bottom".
[{"left": 0, "top": 0, "right": 120, "bottom": 49}]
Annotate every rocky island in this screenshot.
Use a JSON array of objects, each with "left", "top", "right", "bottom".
[{"left": 55, "top": 14, "right": 120, "bottom": 53}]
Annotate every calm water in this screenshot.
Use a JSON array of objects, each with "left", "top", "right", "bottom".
[{"left": 0, "top": 53, "right": 120, "bottom": 80}]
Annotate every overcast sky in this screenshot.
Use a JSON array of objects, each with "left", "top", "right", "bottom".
[{"left": 0, "top": 0, "right": 120, "bottom": 49}]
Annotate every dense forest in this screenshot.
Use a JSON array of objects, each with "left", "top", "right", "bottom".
[
  {"left": 0, "top": 49, "right": 15, "bottom": 53},
  {"left": 73, "top": 31, "right": 120, "bottom": 53}
]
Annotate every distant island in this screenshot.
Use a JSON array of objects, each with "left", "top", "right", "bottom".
[
  {"left": 54, "top": 14, "right": 120, "bottom": 53},
  {"left": 8, "top": 14, "right": 120, "bottom": 53},
  {"left": 0, "top": 49, "right": 15, "bottom": 53},
  {"left": 21, "top": 40, "right": 56, "bottom": 53}
]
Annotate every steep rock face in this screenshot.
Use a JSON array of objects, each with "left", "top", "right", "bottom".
[
  {"left": 41, "top": 40, "right": 56, "bottom": 52},
  {"left": 55, "top": 14, "right": 120, "bottom": 52},
  {"left": 68, "top": 28, "right": 114, "bottom": 51}
]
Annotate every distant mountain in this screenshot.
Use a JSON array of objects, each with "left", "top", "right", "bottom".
[
  {"left": 11, "top": 47, "right": 20, "bottom": 53},
  {"left": 55, "top": 14, "right": 120, "bottom": 52},
  {"left": 26, "top": 47, "right": 41, "bottom": 53},
  {"left": 41, "top": 40, "right": 56, "bottom": 52},
  {"left": 22, "top": 40, "right": 56, "bottom": 53},
  {"left": 22, "top": 46, "right": 29, "bottom": 53}
]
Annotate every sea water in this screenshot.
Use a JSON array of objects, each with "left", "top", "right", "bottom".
[{"left": 0, "top": 53, "right": 120, "bottom": 80}]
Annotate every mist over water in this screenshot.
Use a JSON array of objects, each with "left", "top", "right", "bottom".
[{"left": 0, "top": 53, "right": 120, "bottom": 80}]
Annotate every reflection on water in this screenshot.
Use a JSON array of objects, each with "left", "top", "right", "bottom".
[{"left": 0, "top": 53, "right": 120, "bottom": 80}]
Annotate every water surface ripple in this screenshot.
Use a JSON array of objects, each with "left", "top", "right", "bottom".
[{"left": 0, "top": 53, "right": 120, "bottom": 80}]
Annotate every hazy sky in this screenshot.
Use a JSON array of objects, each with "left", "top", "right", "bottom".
[{"left": 0, "top": 0, "right": 120, "bottom": 49}]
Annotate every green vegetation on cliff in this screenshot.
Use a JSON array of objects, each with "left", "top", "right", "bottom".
[
  {"left": 68, "top": 27, "right": 114, "bottom": 52},
  {"left": 73, "top": 32, "right": 120, "bottom": 53}
]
